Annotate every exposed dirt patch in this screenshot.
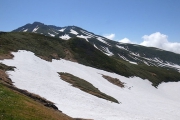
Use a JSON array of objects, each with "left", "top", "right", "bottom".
[
  {"left": 149, "top": 72, "right": 157, "bottom": 76},
  {"left": 58, "top": 72, "right": 119, "bottom": 103},
  {"left": 38, "top": 53, "right": 60, "bottom": 62},
  {"left": 102, "top": 74, "right": 125, "bottom": 88},
  {"left": 0, "top": 70, "right": 13, "bottom": 85},
  {"left": 64, "top": 49, "right": 77, "bottom": 62},
  {"left": 38, "top": 55, "right": 52, "bottom": 61},
  {"left": 0, "top": 53, "right": 14, "bottom": 60}
]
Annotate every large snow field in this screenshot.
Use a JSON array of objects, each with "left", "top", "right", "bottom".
[{"left": 1, "top": 50, "right": 180, "bottom": 120}]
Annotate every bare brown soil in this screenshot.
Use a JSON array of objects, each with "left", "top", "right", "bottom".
[
  {"left": 102, "top": 74, "right": 125, "bottom": 88},
  {"left": 0, "top": 69, "right": 13, "bottom": 85},
  {"left": 149, "top": 72, "right": 157, "bottom": 76},
  {"left": 64, "top": 49, "right": 77, "bottom": 62},
  {"left": 0, "top": 53, "right": 14, "bottom": 60}
]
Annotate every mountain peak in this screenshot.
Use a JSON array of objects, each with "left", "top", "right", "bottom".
[{"left": 32, "top": 21, "right": 44, "bottom": 26}]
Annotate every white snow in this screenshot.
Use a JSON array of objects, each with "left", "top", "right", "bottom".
[
  {"left": 142, "top": 56, "right": 180, "bottom": 72},
  {"left": 1, "top": 50, "right": 180, "bottom": 120},
  {"left": 118, "top": 54, "right": 137, "bottom": 65},
  {"left": 58, "top": 28, "right": 66, "bottom": 32},
  {"left": 32, "top": 26, "right": 39, "bottom": 32},
  {"left": 48, "top": 33, "right": 55, "bottom": 37},
  {"left": 23, "top": 29, "right": 28, "bottom": 32},
  {"left": 70, "top": 29, "right": 78, "bottom": 35},
  {"left": 101, "top": 46, "right": 114, "bottom": 56},
  {"left": 80, "top": 30, "right": 95, "bottom": 37},
  {"left": 116, "top": 45, "right": 128, "bottom": 51},
  {"left": 59, "top": 34, "right": 71, "bottom": 40},
  {"left": 97, "top": 37, "right": 110, "bottom": 46},
  {"left": 130, "top": 52, "right": 140, "bottom": 57},
  {"left": 77, "top": 35, "right": 90, "bottom": 42},
  {"left": 143, "top": 61, "right": 150, "bottom": 66},
  {"left": 93, "top": 44, "right": 99, "bottom": 49}
]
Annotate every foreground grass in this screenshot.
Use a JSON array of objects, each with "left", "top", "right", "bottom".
[
  {"left": 0, "top": 83, "right": 73, "bottom": 120},
  {"left": 59, "top": 72, "right": 119, "bottom": 103}
]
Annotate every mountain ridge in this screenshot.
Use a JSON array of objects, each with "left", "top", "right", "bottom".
[
  {"left": 0, "top": 32, "right": 180, "bottom": 87},
  {"left": 12, "top": 22, "right": 180, "bottom": 72}
]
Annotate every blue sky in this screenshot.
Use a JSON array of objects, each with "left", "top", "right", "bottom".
[{"left": 1, "top": 0, "right": 180, "bottom": 54}]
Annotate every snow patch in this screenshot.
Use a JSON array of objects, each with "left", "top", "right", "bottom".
[
  {"left": 32, "top": 26, "right": 39, "bottom": 32},
  {"left": 101, "top": 46, "right": 114, "bottom": 56},
  {"left": 70, "top": 29, "right": 78, "bottom": 35},
  {"left": 59, "top": 34, "right": 71, "bottom": 40},
  {"left": 93, "top": 44, "right": 99, "bottom": 49},
  {"left": 97, "top": 37, "right": 110, "bottom": 46},
  {"left": 59, "top": 28, "right": 66, "bottom": 32},
  {"left": 80, "top": 30, "right": 95, "bottom": 37},
  {"left": 118, "top": 54, "right": 137, "bottom": 65},
  {"left": 48, "top": 33, "right": 55, "bottom": 37},
  {"left": 116, "top": 45, "right": 128, "bottom": 51},
  {"left": 23, "top": 29, "right": 28, "bottom": 32},
  {"left": 142, "top": 56, "right": 180, "bottom": 71},
  {"left": 130, "top": 52, "right": 140, "bottom": 57},
  {"left": 77, "top": 35, "right": 90, "bottom": 42}
]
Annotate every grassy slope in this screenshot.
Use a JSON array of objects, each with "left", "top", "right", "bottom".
[
  {"left": 0, "top": 83, "right": 73, "bottom": 120},
  {"left": 0, "top": 32, "right": 66, "bottom": 60},
  {"left": 0, "top": 32, "right": 180, "bottom": 87}
]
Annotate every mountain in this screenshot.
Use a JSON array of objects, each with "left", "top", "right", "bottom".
[
  {"left": 0, "top": 22, "right": 180, "bottom": 119},
  {"left": 13, "top": 22, "right": 180, "bottom": 72}
]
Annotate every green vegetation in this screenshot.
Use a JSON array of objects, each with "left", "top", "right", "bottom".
[
  {"left": 0, "top": 83, "right": 73, "bottom": 120},
  {"left": 67, "top": 38, "right": 180, "bottom": 87},
  {"left": 0, "top": 32, "right": 180, "bottom": 87},
  {"left": 59, "top": 72, "right": 119, "bottom": 103},
  {"left": 68, "top": 38, "right": 132, "bottom": 77},
  {"left": 0, "top": 32, "right": 66, "bottom": 60}
]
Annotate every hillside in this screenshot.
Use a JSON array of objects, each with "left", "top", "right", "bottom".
[
  {"left": 0, "top": 32, "right": 180, "bottom": 86},
  {"left": 1, "top": 50, "right": 180, "bottom": 120},
  {"left": 12, "top": 22, "right": 180, "bottom": 72},
  {"left": 0, "top": 22, "right": 180, "bottom": 119}
]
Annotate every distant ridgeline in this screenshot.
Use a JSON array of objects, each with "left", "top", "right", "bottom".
[{"left": 0, "top": 21, "right": 179, "bottom": 86}]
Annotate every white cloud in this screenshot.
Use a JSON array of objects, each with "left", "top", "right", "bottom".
[
  {"left": 104, "top": 34, "right": 133, "bottom": 43},
  {"left": 104, "top": 34, "right": 115, "bottom": 40},
  {"left": 119, "top": 38, "right": 132, "bottom": 43},
  {"left": 140, "top": 32, "right": 180, "bottom": 54}
]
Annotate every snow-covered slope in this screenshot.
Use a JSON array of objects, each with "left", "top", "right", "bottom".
[{"left": 1, "top": 50, "right": 180, "bottom": 120}]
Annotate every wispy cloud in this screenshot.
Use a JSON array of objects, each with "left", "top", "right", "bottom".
[
  {"left": 140, "top": 32, "right": 180, "bottom": 54},
  {"left": 104, "top": 34, "right": 115, "bottom": 40}
]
